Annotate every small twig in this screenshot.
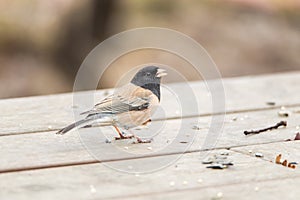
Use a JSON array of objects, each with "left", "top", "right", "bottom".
[{"left": 244, "top": 121, "right": 287, "bottom": 135}]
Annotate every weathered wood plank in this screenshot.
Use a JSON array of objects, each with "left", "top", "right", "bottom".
[
  {"left": 1, "top": 106, "right": 299, "bottom": 172},
  {"left": 0, "top": 149, "right": 298, "bottom": 200},
  {"left": 120, "top": 176, "right": 300, "bottom": 200},
  {"left": 1, "top": 72, "right": 300, "bottom": 136},
  {"left": 1, "top": 72, "right": 299, "bottom": 199},
  {"left": 129, "top": 141, "right": 300, "bottom": 200}
]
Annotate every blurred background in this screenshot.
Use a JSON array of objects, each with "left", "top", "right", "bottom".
[{"left": 0, "top": 0, "right": 299, "bottom": 99}]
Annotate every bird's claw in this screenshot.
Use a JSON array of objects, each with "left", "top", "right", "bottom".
[
  {"left": 114, "top": 133, "right": 134, "bottom": 140},
  {"left": 133, "top": 137, "right": 153, "bottom": 144}
]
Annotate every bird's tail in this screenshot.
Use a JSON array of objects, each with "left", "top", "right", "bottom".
[{"left": 56, "top": 118, "right": 95, "bottom": 135}]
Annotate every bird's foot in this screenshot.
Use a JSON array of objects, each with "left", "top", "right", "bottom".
[
  {"left": 133, "top": 137, "right": 153, "bottom": 144},
  {"left": 115, "top": 133, "right": 135, "bottom": 140}
]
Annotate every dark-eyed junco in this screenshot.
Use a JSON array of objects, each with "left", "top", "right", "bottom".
[{"left": 56, "top": 66, "right": 167, "bottom": 143}]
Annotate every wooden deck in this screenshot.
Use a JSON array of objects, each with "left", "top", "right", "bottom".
[{"left": 1, "top": 72, "right": 300, "bottom": 199}]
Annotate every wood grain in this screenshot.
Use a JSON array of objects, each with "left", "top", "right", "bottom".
[
  {"left": 1, "top": 72, "right": 300, "bottom": 136},
  {"left": 121, "top": 176, "right": 300, "bottom": 200},
  {"left": 1, "top": 72, "right": 300, "bottom": 200},
  {"left": 1, "top": 106, "right": 299, "bottom": 173},
  {"left": 0, "top": 149, "right": 298, "bottom": 200}
]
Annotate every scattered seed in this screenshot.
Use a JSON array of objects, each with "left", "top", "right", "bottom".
[
  {"left": 147, "top": 146, "right": 152, "bottom": 150},
  {"left": 296, "top": 126, "right": 300, "bottom": 130},
  {"left": 278, "top": 110, "right": 290, "bottom": 117},
  {"left": 255, "top": 153, "right": 264, "bottom": 158},
  {"left": 289, "top": 161, "right": 298, "bottom": 165},
  {"left": 202, "top": 158, "right": 213, "bottom": 164},
  {"left": 182, "top": 181, "right": 188, "bottom": 185},
  {"left": 192, "top": 126, "right": 201, "bottom": 130},
  {"left": 217, "top": 192, "right": 223, "bottom": 198},
  {"left": 266, "top": 102, "right": 276, "bottom": 106},
  {"left": 169, "top": 181, "right": 175, "bottom": 186},
  {"left": 248, "top": 150, "right": 253, "bottom": 154},
  {"left": 124, "top": 146, "right": 129, "bottom": 150},
  {"left": 275, "top": 154, "right": 297, "bottom": 169},
  {"left": 281, "top": 106, "right": 286, "bottom": 110},
  {"left": 282, "top": 160, "right": 288, "bottom": 166},
  {"left": 47, "top": 125, "right": 52, "bottom": 130},
  {"left": 105, "top": 139, "right": 111, "bottom": 143},
  {"left": 222, "top": 161, "right": 234, "bottom": 166},
  {"left": 90, "top": 185, "right": 96, "bottom": 193},
  {"left": 207, "top": 164, "right": 227, "bottom": 169},
  {"left": 197, "top": 179, "right": 203, "bottom": 183},
  {"left": 203, "top": 153, "right": 233, "bottom": 170},
  {"left": 254, "top": 187, "right": 259, "bottom": 191},
  {"left": 289, "top": 164, "right": 296, "bottom": 169},
  {"left": 294, "top": 132, "right": 300, "bottom": 140},
  {"left": 220, "top": 152, "right": 229, "bottom": 156},
  {"left": 231, "top": 117, "right": 238, "bottom": 121},
  {"left": 275, "top": 154, "right": 282, "bottom": 164}
]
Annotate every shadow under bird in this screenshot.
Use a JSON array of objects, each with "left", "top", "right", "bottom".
[{"left": 56, "top": 66, "right": 167, "bottom": 143}]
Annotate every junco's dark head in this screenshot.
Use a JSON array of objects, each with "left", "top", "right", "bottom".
[
  {"left": 131, "top": 66, "right": 167, "bottom": 86},
  {"left": 131, "top": 66, "right": 167, "bottom": 100}
]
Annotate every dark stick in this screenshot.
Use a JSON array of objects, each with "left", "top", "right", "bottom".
[{"left": 244, "top": 121, "right": 287, "bottom": 135}]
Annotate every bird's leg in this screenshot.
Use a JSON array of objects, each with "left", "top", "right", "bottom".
[
  {"left": 113, "top": 126, "right": 134, "bottom": 140},
  {"left": 142, "top": 119, "right": 152, "bottom": 126}
]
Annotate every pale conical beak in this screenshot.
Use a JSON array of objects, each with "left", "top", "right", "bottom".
[{"left": 156, "top": 69, "right": 167, "bottom": 78}]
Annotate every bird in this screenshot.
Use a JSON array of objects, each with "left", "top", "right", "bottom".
[{"left": 56, "top": 66, "right": 167, "bottom": 143}]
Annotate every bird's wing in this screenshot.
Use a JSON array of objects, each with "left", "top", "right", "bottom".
[{"left": 81, "top": 84, "right": 152, "bottom": 116}]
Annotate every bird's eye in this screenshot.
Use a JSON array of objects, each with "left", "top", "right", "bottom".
[{"left": 146, "top": 73, "right": 151, "bottom": 76}]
